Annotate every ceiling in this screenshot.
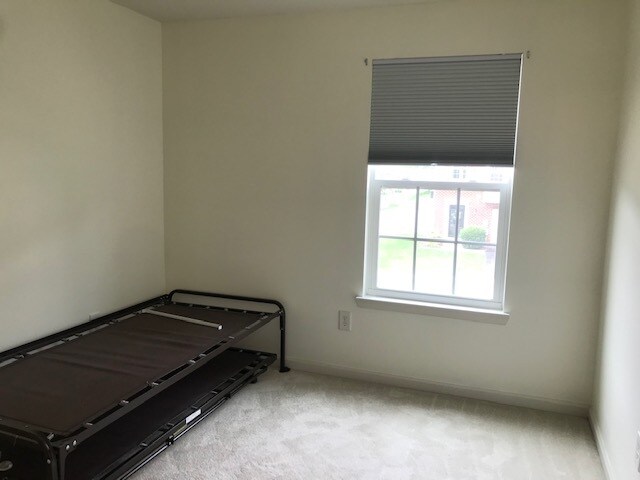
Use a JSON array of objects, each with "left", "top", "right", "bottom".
[{"left": 110, "top": 0, "right": 438, "bottom": 22}]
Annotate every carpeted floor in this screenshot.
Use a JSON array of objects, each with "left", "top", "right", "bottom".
[{"left": 130, "top": 367, "right": 604, "bottom": 480}]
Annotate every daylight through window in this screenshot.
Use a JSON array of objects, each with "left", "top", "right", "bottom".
[{"left": 365, "top": 165, "right": 512, "bottom": 310}]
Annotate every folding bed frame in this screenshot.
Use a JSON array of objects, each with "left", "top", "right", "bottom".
[{"left": 0, "top": 289, "right": 289, "bottom": 480}]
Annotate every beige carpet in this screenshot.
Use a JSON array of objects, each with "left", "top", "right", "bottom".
[{"left": 130, "top": 367, "right": 604, "bottom": 480}]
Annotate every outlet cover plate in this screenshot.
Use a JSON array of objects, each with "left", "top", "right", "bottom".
[{"left": 338, "top": 310, "right": 352, "bottom": 331}]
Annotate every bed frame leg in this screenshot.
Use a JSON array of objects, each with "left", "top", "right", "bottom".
[{"left": 279, "top": 311, "right": 290, "bottom": 373}]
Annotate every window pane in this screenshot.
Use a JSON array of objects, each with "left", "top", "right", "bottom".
[
  {"left": 454, "top": 245, "right": 496, "bottom": 299},
  {"left": 379, "top": 188, "right": 416, "bottom": 238},
  {"left": 377, "top": 238, "right": 413, "bottom": 291},
  {"left": 416, "top": 189, "right": 458, "bottom": 239},
  {"left": 458, "top": 190, "right": 500, "bottom": 244},
  {"left": 414, "top": 242, "right": 454, "bottom": 296}
]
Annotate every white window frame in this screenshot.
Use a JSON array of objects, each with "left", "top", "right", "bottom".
[{"left": 363, "top": 167, "right": 512, "bottom": 311}]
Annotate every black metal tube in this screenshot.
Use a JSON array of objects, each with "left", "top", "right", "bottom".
[
  {"left": 168, "top": 290, "right": 290, "bottom": 373},
  {"left": 279, "top": 310, "right": 290, "bottom": 373},
  {"left": 0, "top": 424, "right": 58, "bottom": 480}
]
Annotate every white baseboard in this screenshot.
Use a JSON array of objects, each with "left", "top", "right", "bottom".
[
  {"left": 589, "top": 410, "right": 614, "bottom": 480},
  {"left": 287, "top": 357, "right": 590, "bottom": 416}
]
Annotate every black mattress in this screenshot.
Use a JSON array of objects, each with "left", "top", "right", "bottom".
[{"left": 0, "top": 305, "right": 262, "bottom": 435}]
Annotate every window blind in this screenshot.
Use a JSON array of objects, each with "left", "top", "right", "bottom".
[{"left": 368, "top": 54, "right": 522, "bottom": 166}]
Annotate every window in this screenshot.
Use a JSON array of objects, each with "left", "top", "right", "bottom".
[
  {"left": 364, "top": 165, "right": 512, "bottom": 310},
  {"left": 363, "top": 54, "right": 522, "bottom": 312}
]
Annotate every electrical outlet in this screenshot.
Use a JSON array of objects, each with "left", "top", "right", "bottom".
[{"left": 338, "top": 310, "right": 352, "bottom": 331}]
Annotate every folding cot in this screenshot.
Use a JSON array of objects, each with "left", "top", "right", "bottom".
[{"left": 0, "top": 290, "right": 288, "bottom": 479}]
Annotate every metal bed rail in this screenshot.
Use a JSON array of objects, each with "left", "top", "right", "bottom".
[{"left": 168, "top": 289, "right": 290, "bottom": 373}]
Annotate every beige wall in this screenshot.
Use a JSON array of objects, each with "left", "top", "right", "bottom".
[
  {"left": 163, "top": 0, "right": 626, "bottom": 409},
  {"left": 0, "top": 0, "right": 165, "bottom": 351},
  {"left": 2, "top": 0, "right": 632, "bottom": 435},
  {"left": 592, "top": 0, "right": 640, "bottom": 478}
]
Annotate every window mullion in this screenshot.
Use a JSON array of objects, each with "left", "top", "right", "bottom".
[
  {"left": 411, "top": 186, "right": 420, "bottom": 291},
  {"left": 451, "top": 188, "right": 462, "bottom": 295}
]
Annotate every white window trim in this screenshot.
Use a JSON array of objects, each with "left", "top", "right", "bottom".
[
  {"left": 354, "top": 295, "right": 509, "bottom": 325},
  {"left": 363, "top": 167, "right": 512, "bottom": 312}
]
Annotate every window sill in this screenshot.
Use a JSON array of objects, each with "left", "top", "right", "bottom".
[{"left": 354, "top": 296, "right": 509, "bottom": 325}]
